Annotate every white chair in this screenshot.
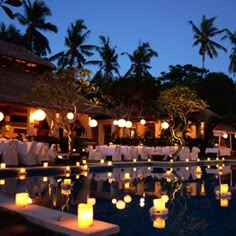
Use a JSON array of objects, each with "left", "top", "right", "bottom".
[
  {"left": 2, "top": 140, "right": 19, "bottom": 166},
  {"left": 36, "top": 143, "right": 49, "bottom": 164},
  {"left": 48, "top": 144, "right": 61, "bottom": 163},
  {"left": 112, "top": 146, "right": 122, "bottom": 161},
  {"left": 178, "top": 146, "right": 190, "bottom": 161},
  {"left": 124, "top": 146, "right": 138, "bottom": 161},
  {"left": 140, "top": 146, "right": 149, "bottom": 160},
  {"left": 190, "top": 146, "right": 200, "bottom": 161}
]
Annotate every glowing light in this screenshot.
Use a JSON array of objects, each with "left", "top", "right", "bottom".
[
  {"left": 0, "top": 112, "right": 4, "bottom": 121},
  {"left": 161, "top": 121, "right": 169, "bottom": 129},
  {"left": 34, "top": 109, "right": 46, "bottom": 121},
  {"left": 125, "top": 120, "right": 132, "bottom": 128},
  {"left": 117, "top": 119, "right": 126, "bottom": 127},
  {"left": 140, "top": 119, "right": 146, "bottom": 125},
  {"left": 89, "top": 119, "right": 98, "bottom": 127},
  {"left": 77, "top": 203, "right": 93, "bottom": 228},
  {"left": 66, "top": 112, "right": 74, "bottom": 120}
]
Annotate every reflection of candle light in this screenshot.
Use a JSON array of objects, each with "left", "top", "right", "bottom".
[
  {"left": 153, "top": 217, "right": 165, "bottom": 229},
  {"left": 65, "top": 166, "right": 70, "bottom": 172},
  {"left": 124, "top": 182, "right": 130, "bottom": 189},
  {"left": 124, "top": 173, "right": 130, "bottom": 179},
  {"left": 87, "top": 197, "right": 96, "bottom": 205},
  {"left": 19, "top": 168, "right": 26, "bottom": 175},
  {"left": 78, "top": 203, "right": 93, "bottom": 228},
  {"left": 220, "top": 198, "right": 229, "bottom": 207},
  {"left": 82, "top": 159, "right": 87, "bottom": 165},
  {"left": 43, "top": 176, "right": 48, "bottom": 182}
]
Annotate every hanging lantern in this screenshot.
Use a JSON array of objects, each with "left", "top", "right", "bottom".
[
  {"left": 66, "top": 112, "right": 74, "bottom": 120},
  {"left": 0, "top": 112, "right": 4, "bottom": 121},
  {"left": 140, "top": 119, "right": 146, "bottom": 125},
  {"left": 117, "top": 119, "right": 126, "bottom": 127},
  {"left": 125, "top": 120, "right": 132, "bottom": 128},
  {"left": 89, "top": 119, "right": 98, "bottom": 127},
  {"left": 34, "top": 109, "right": 46, "bottom": 121},
  {"left": 161, "top": 121, "right": 169, "bottom": 129}
]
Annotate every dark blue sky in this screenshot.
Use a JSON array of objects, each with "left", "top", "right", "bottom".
[{"left": 2, "top": 0, "right": 236, "bottom": 79}]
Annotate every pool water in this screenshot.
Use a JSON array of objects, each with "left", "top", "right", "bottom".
[{"left": 1, "top": 164, "right": 236, "bottom": 236}]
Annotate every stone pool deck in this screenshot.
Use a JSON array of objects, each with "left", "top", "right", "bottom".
[{"left": 0, "top": 194, "right": 119, "bottom": 236}]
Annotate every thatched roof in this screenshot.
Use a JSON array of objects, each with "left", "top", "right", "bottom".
[
  {"left": 0, "top": 66, "right": 111, "bottom": 117},
  {"left": 0, "top": 39, "right": 55, "bottom": 69}
]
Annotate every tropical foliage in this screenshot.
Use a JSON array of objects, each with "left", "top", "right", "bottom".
[
  {"left": 189, "top": 15, "right": 227, "bottom": 70},
  {"left": 0, "top": 0, "right": 22, "bottom": 19},
  {"left": 158, "top": 86, "right": 208, "bottom": 146},
  {"left": 50, "top": 19, "right": 98, "bottom": 69},
  {"left": 14, "top": 0, "right": 57, "bottom": 56}
]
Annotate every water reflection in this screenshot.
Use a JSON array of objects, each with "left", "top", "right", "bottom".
[{"left": 0, "top": 164, "right": 236, "bottom": 235}]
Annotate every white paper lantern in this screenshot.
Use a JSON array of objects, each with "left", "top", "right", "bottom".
[
  {"left": 125, "top": 120, "right": 132, "bottom": 128},
  {"left": 117, "top": 119, "right": 126, "bottom": 127},
  {"left": 89, "top": 119, "right": 98, "bottom": 127},
  {"left": 140, "top": 119, "right": 146, "bottom": 125},
  {"left": 0, "top": 112, "right": 4, "bottom": 121},
  {"left": 66, "top": 112, "right": 74, "bottom": 120},
  {"left": 161, "top": 121, "right": 169, "bottom": 129},
  {"left": 34, "top": 109, "right": 46, "bottom": 121}
]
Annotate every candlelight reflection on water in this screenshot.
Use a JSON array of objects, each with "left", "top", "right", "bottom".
[{"left": 0, "top": 164, "right": 236, "bottom": 235}]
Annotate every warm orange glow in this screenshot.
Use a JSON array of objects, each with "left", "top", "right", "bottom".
[
  {"left": 77, "top": 203, "right": 93, "bottom": 228},
  {"left": 153, "top": 217, "right": 165, "bottom": 229},
  {"left": 153, "top": 199, "right": 166, "bottom": 212},
  {"left": 15, "top": 192, "right": 29, "bottom": 207},
  {"left": 87, "top": 198, "right": 96, "bottom": 206},
  {"left": 63, "top": 178, "right": 71, "bottom": 185},
  {"left": 0, "top": 163, "right": 6, "bottom": 168},
  {"left": 43, "top": 162, "right": 48, "bottom": 167},
  {"left": 220, "top": 198, "right": 229, "bottom": 207},
  {"left": 220, "top": 184, "right": 229, "bottom": 195}
]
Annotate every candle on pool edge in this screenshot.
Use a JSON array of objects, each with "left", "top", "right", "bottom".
[
  {"left": 77, "top": 203, "right": 93, "bottom": 228},
  {"left": 15, "top": 192, "right": 29, "bottom": 207}
]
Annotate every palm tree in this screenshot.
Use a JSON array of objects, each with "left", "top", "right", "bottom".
[
  {"left": 50, "top": 19, "right": 98, "bottom": 69},
  {"left": 122, "top": 41, "right": 158, "bottom": 79},
  {"left": 0, "top": 22, "right": 24, "bottom": 45},
  {"left": 0, "top": 0, "right": 22, "bottom": 19},
  {"left": 223, "top": 29, "right": 236, "bottom": 76},
  {"left": 14, "top": 0, "right": 57, "bottom": 57},
  {"left": 188, "top": 15, "right": 227, "bottom": 70},
  {"left": 93, "top": 35, "right": 120, "bottom": 87}
]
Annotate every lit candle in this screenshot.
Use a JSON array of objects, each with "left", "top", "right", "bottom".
[
  {"left": 77, "top": 203, "right": 93, "bottom": 228},
  {"left": 0, "top": 163, "right": 6, "bottom": 169},
  {"left": 19, "top": 168, "right": 26, "bottom": 175},
  {"left": 107, "top": 161, "right": 112, "bottom": 166},
  {"left": 43, "top": 162, "right": 48, "bottom": 167},
  {"left": 100, "top": 159, "right": 104, "bottom": 164},
  {"left": 0, "top": 179, "right": 5, "bottom": 185},
  {"left": 76, "top": 162, "right": 80, "bottom": 166},
  {"left": 15, "top": 192, "right": 29, "bottom": 207},
  {"left": 43, "top": 176, "right": 48, "bottom": 182},
  {"left": 82, "top": 159, "right": 87, "bottom": 165},
  {"left": 153, "top": 198, "right": 166, "bottom": 212},
  {"left": 133, "top": 158, "right": 137, "bottom": 162},
  {"left": 66, "top": 166, "right": 70, "bottom": 172},
  {"left": 63, "top": 178, "right": 71, "bottom": 185},
  {"left": 124, "top": 172, "right": 130, "bottom": 179},
  {"left": 220, "top": 184, "right": 229, "bottom": 195}
]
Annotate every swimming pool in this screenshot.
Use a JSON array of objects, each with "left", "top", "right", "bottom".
[{"left": 1, "top": 162, "right": 236, "bottom": 236}]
